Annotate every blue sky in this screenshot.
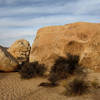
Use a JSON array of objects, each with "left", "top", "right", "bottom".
[{"left": 0, "top": 0, "right": 100, "bottom": 46}]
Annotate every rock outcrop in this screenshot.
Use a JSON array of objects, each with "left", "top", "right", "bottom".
[
  {"left": 0, "top": 46, "right": 18, "bottom": 72},
  {"left": 30, "top": 22, "right": 100, "bottom": 72},
  {"left": 8, "top": 39, "right": 31, "bottom": 64}
]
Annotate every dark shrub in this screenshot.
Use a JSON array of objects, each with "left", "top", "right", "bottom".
[
  {"left": 66, "top": 54, "right": 79, "bottom": 74},
  {"left": 19, "top": 61, "right": 47, "bottom": 79},
  {"left": 49, "top": 56, "right": 68, "bottom": 79},
  {"left": 65, "top": 78, "right": 90, "bottom": 96},
  {"left": 48, "top": 73, "right": 59, "bottom": 86},
  {"left": 15, "top": 61, "right": 28, "bottom": 72},
  {"left": 48, "top": 54, "right": 85, "bottom": 84}
]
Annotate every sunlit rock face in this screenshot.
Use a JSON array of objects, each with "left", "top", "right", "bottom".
[
  {"left": 0, "top": 46, "right": 18, "bottom": 72},
  {"left": 8, "top": 39, "right": 31, "bottom": 64},
  {"left": 30, "top": 22, "right": 100, "bottom": 72}
]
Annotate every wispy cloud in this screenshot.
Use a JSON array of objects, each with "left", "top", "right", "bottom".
[
  {"left": 0, "top": 0, "right": 100, "bottom": 16},
  {"left": 0, "top": 15, "right": 100, "bottom": 28},
  {"left": 0, "top": 0, "right": 100, "bottom": 46}
]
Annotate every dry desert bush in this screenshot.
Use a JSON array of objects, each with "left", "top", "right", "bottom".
[
  {"left": 64, "top": 78, "right": 90, "bottom": 96},
  {"left": 48, "top": 54, "right": 86, "bottom": 85},
  {"left": 19, "top": 61, "right": 47, "bottom": 79}
]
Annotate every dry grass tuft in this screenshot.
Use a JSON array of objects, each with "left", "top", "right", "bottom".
[{"left": 65, "top": 78, "right": 90, "bottom": 96}]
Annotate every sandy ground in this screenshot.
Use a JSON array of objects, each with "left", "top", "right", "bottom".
[{"left": 0, "top": 72, "right": 100, "bottom": 100}]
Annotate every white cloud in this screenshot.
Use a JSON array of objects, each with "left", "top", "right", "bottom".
[
  {"left": 0, "top": 27, "right": 37, "bottom": 46},
  {"left": 74, "top": 0, "right": 100, "bottom": 15},
  {"left": 0, "top": 29, "right": 32, "bottom": 39}
]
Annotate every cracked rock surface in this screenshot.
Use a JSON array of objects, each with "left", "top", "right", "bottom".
[{"left": 8, "top": 39, "right": 31, "bottom": 64}]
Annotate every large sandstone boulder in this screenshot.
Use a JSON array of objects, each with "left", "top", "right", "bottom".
[
  {"left": 30, "top": 22, "right": 100, "bottom": 72},
  {"left": 0, "top": 46, "right": 18, "bottom": 72},
  {"left": 8, "top": 39, "right": 31, "bottom": 64}
]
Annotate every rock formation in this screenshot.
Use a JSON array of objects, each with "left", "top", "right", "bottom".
[
  {"left": 0, "top": 46, "right": 18, "bottom": 72},
  {"left": 8, "top": 39, "right": 31, "bottom": 64},
  {"left": 30, "top": 22, "right": 100, "bottom": 72}
]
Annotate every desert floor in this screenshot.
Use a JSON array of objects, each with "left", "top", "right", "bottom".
[{"left": 0, "top": 72, "right": 100, "bottom": 100}]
